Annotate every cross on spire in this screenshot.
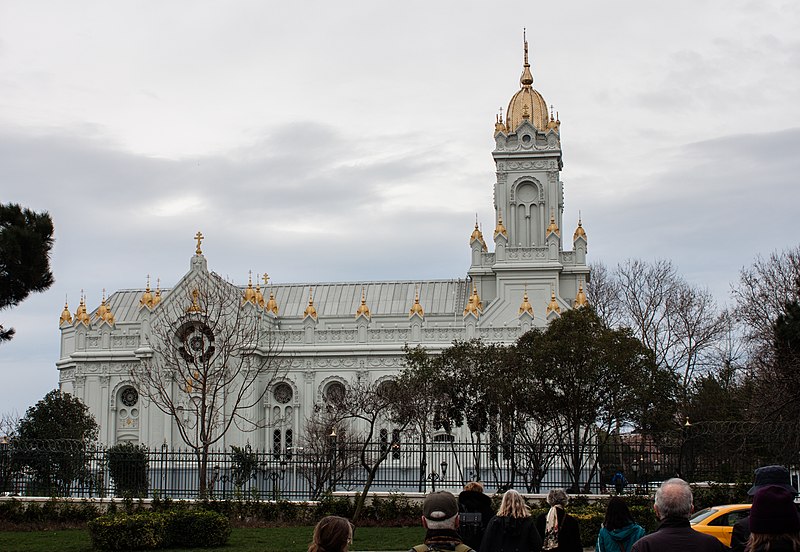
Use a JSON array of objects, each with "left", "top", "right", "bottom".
[{"left": 194, "top": 231, "right": 204, "bottom": 255}]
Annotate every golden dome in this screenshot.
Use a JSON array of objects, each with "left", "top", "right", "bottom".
[
  {"left": 139, "top": 276, "right": 154, "bottom": 309},
  {"left": 59, "top": 299, "right": 72, "bottom": 326},
  {"left": 242, "top": 272, "right": 257, "bottom": 305},
  {"left": 505, "top": 38, "right": 549, "bottom": 133},
  {"left": 153, "top": 279, "right": 162, "bottom": 307},
  {"left": 463, "top": 284, "right": 483, "bottom": 316},
  {"left": 355, "top": 287, "right": 371, "bottom": 319},
  {"left": 266, "top": 290, "right": 279, "bottom": 315},
  {"left": 574, "top": 281, "right": 588, "bottom": 308},
  {"left": 573, "top": 216, "right": 587, "bottom": 242},
  {"left": 494, "top": 210, "right": 508, "bottom": 240},
  {"left": 409, "top": 286, "right": 424, "bottom": 318},
  {"left": 546, "top": 209, "right": 560, "bottom": 236},
  {"left": 74, "top": 293, "right": 90, "bottom": 326},
  {"left": 519, "top": 290, "right": 533, "bottom": 316},
  {"left": 303, "top": 288, "right": 318, "bottom": 320},
  {"left": 546, "top": 289, "right": 561, "bottom": 315},
  {"left": 255, "top": 276, "right": 265, "bottom": 309}
]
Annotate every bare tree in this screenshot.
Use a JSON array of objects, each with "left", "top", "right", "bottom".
[
  {"left": 297, "top": 409, "right": 358, "bottom": 500},
  {"left": 132, "top": 272, "right": 285, "bottom": 496},
  {"left": 328, "top": 376, "right": 412, "bottom": 526}
]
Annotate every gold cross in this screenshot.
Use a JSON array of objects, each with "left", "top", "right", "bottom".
[
  {"left": 262, "top": 273, "right": 270, "bottom": 286},
  {"left": 194, "top": 231, "right": 204, "bottom": 255}
]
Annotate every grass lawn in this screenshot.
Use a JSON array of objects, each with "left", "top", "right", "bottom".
[{"left": 0, "top": 525, "right": 424, "bottom": 552}]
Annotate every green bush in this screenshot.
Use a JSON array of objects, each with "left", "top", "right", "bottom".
[
  {"left": 163, "top": 510, "right": 231, "bottom": 548},
  {"left": 88, "top": 512, "right": 166, "bottom": 551},
  {"left": 88, "top": 510, "right": 231, "bottom": 550},
  {"left": 691, "top": 482, "right": 750, "bottom": 510},
  {"left": 107, "top": 442, "right": 149, "bottom": 498}
]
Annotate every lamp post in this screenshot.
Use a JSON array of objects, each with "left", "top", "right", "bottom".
[
  {"left": 329, "top": 428, "right": 338, "bottom": 492},
  {"left": 427, "top": 459, "right": 448, "bottom": 492}
]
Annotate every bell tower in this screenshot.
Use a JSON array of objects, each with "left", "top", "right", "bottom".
[{"left": 467, "top": 34, "right": 588, "bottom": 328}]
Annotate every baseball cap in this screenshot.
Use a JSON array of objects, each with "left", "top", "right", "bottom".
[{"left": 423, "top": 491, "right": 458, "bottom": 520}]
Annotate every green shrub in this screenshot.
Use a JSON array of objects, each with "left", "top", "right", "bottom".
[
  {"left": 691, "top": 482, "right": 750, "bottom": 510},
  {"left": 88, "top": 512, "right": 166, "bottom": 551},
  {"left": 163, "top": 510, "right": 230, "bottom": 548},
  {"left": 107, "top": 443, "right": 149, "bottom": 498},
  {"left": 88, "top": 510, "right": 231, "bottom": 550}
]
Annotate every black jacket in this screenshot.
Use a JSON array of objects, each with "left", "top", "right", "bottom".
[
  {"left": 480, "top": 515, "right": 542, "bottom": 552},
  {"left": 534, "top": 509, "right": 582, "bottom": 552},
  {"left": 730, "top": 516, "right": 749, "bottom": 552},
  {"left": 630, "top": 517, "right": 725, "bottom": 552},
  {"left": 459, "top": 490, "right": 495, "bottom": 550}
]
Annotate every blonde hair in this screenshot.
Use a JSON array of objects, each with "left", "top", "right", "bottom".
[
  {"left": 497, "top": 489, "right": 530, "bottom": 518},
  {"left": 463, "top": 481, "right": 484, "bottom": 493}
]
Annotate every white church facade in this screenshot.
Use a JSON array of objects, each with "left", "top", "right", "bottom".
[{"left": 55, "top": 41, "right": 590, "bottom": 452}]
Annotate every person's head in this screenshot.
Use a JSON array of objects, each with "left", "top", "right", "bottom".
[
  {"left": 309, "top": 516, "right": 352, "bottom": 552},
  {"left": 654, "top": 478, "right": 693, "bottom": 520},
  {"left": 463, "top": 481, "right": 484, "bottom": 493},
  {"left": 604, "top": 496, "right": 634, "bottom": 531},
  {"left": 547, "top": 488, "right": 569, "bottom": 507},
  {"left": 749, "top": 485, "right": 800, "bottom": 536},
  {"left": 497, "top": 489, "right": 530, "bottom": 518},
  {"left": 748, "top": 465, "right": 796, "bottom": 497},
  {"left": 422, "top": 491, "right": 460, "bottom": 530}
]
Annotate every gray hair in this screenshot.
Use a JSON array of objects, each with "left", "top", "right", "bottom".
[
  {"left": 655, "top": 478, "right": 693, "bottom": 519},
  {"left": 425, "top": 514, "right": 459, "bottom": 530},
  {"left": 547, "top": 488, "right": 569, "bottom": 507}
]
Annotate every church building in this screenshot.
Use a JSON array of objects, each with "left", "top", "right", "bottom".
[{"left": 56, "top": 40, "right": 590, "bottom": 451}]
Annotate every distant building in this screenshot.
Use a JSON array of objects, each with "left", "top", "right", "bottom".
[{"left": 56, "top": 39, "right": 589, "bottom": 449}]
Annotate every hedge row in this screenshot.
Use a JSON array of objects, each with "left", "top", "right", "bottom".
[{"left": 88, "top": 510, "right": 231, "bottom": 551}]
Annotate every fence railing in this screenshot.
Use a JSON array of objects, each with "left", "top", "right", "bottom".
[{"left": 1, "top": 425, "right": 797, "bottom": 500}]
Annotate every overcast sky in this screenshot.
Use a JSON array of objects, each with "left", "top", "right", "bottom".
[{"left": 1, "top": 1, "right": 798, "bottom": 418}]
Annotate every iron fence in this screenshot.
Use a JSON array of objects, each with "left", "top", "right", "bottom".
[{"left": 1, "top": 425, "right": 797, "bottom": 500}]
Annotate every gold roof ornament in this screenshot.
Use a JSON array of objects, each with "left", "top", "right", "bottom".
[
  {"left": 546, "top": 208, "right": 560, "bottom": 236},
  {"left": 409, "top": 286, "right": 425, "bottom": 318},
  {"left": 519, "top": 289, "right": 534, "bottom": 316},
  {"left": 74, "top": 292, "right": 90, "bottom": 326},
  {"left": 186, "top": 289, "right": 203, "bottom": 313},
  {"left": 242, "top": 271, "right": 257, "bottom": 305},
  {"left": 95, "top": 289, "right": 115, "bottom": 325},
  {"left": 255, "top": 278, "right": 265, "bottom": 309},
  {"left": 355, "top": 287, "right": 371, "bottom": 320},
  {"left": 266, "top": 290, "right": 279, "bottom": 315},
  {"left": 573, "top": 213, "right": 587, "bottom": 242},
  {"left": 574, "top": 280, "right": 588, "bottom": 308},
  {"left": 59, "top": 298, "right": 73, "bottom": 326},
  {"left": 140, "top": 275, "right": 154, "bottom": 309},
  {"left": 469, "top": 216, "right": 488, "bottom": 251},
  {"left": 303, "top": 287, "right": 318, "bottom": 320},
  {"left": 194, "top": 231, "right": 204, "bottom": 255},
  {"left": 494, "top": 209, "right": 508, "bottom": 239},
  {"left": 505, "top": 30, "right": 549, "bottom": 132},
  {"left": 463, "top": 284, "right": 483, "bottom": 316},
  {"left": 494, "top": 109, "right": 507, "bottom": 133},
  {"left": 152, "top": 279, "right": 162, "bottom": 307},
  {"left": 546, "top": 288, "right": 561, "bottom": 315},
  {"left": 546, "top": 104, "right": 561, "bottom": 132}
]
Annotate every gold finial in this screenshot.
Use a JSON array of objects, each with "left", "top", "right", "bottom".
[
  {"left": 242, "top": 271, "right": 257, "bottom": 305},
  {"left": 59, "top": 297, "right": 73, "bottom": 326},
  {"left": 186, "top": 289, "right": 202, "bottom": 313},
  {"left": 574, "top": 280, "right": 588, "bottom": 308},
  {"left": 355, "top": 286, "right": 371, "bottom": 320},
  {"left": 194, "top": 231, "right": 204, "bottom": 255},
  {"left": 520, "top": 31, "right": 533, "bottom": 87},
  {"left": 303, "top": 287, "right": 318, "bottom": 320},
  {"left": 74, "top": 290, "right": 90, "bottom": 326},
  {"left": 573, "top": 212, "right": 587, "bottom": 242},
  {"left": 519, "top": 287, "right": 534, "bottom": 316},
  {"left": 546, "top": 208, "right": 560, "bottom": 236},
  {"left": 546, "top": 287, "right": 561, "bottom": 315},
  {"left": 547, "top": 104, "right": 560, "bottom": 131},
  {"left": 140, "top": 275, "right": 154, "bottom": 308},
  {"left": 95, "top": 289, "right": 115, "bottom": 324},
  {"left": 463, "top": 284, "right": 482, "bottom": 317},
  {"left": 153, "top": 278, "right": 162, "bottom": 306},
  {"left": 254, "top": 274, "right": 265, "bottom": 308},
  {"left": 494, "top": 209, "right": 508, "bottom": 239},
  {"left": 266, "top": 290, "right": 279, "bottom": 315},
  {"left": 409, "top": 285, "right": 424, "bottom": 318}
]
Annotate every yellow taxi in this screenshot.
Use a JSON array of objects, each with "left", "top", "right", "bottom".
[{"left": 690, "top": 504, "right": 751, "bottom": 547}]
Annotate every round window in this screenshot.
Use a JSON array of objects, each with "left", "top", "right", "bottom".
[
  {"left": 273, "top": 382, "right": 293, "bottom": 404},
  {"left": 121, "top": 387, "right": 138, "bottom": 407}
]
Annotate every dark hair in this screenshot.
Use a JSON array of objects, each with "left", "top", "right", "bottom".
[
  {"left": 309, "top": 516, "right": 352, "bottom": 552},
  {"left": 604, "top": 497, "right": 634, "bottom": 531}
]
